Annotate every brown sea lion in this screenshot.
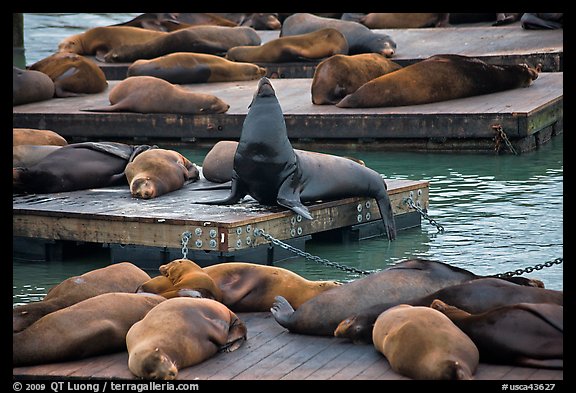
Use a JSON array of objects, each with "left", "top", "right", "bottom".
[
  {"left": 336, "top": 54, "right": 541, "bottom": 108},
  {"left": 113, "top": 13, "right": 238, "bottom": 31},
  {"left": 13, "top": 145, "right": 62, "bottom": 168},
  {"left": 372, "top": 304, "right": 479, "bottom": 380},
  {"left": 214, "top": 13, "right": 282, "bottom": 30},
  {"left": 13, "top": 292, "right": 165, "bottom": 367},
  {"left": 127, "top": 52, "right": 266, "bottom": 84},
  {"left": 431, "top": 300, "right": 563, "bottom": 369},
  {"left": 280, "top": 13, "right": 396, "bottom": 57},
  {"left": 359, "top": 13, "right": 450, "bottom": 28},
  {"left": 57, "top": 25, "right": 166, "bottom": 58},
  {"left": 12, "top": 262, "right": 151, "bottom": 333},
  {"left": 334, "top": 277, "right": 562, "bottom": 344},
  {"left": 81, "top": 76, "right": 230, "bottom": 114},
  {"left": 203, "top": 262, "right": 341, "bottom": 312},
  {"left": 29, "top": 52, "right": 108, "bottom": 97},
  {"left": 226, "top": 28, "right": 348, "bottom": 63},
  {"left": 103, "top": 25, "right": 262, "bottom": 63},
  {"left": 155, "top": 259, "right": 223, "bottom": 301},
  {"left": 311, "top": 53, "right": 402, "bottom": 105},
  {"left": 126, "top": 297, "right": 247, "bottom": 380},
  {"left": 13, "top": 66, "right": 55, "bottom": 106},
  {"left": 13, "top": 128, "right": 68, "bottom": 146},
  {"left": 125, "top": 148, "right": 200, "bottom": 199}
]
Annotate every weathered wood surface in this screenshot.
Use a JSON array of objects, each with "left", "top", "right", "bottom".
[{"left": 13, "top": 312, "right": 563, "bottom": 381}]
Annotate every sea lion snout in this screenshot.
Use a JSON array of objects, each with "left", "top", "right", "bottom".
[{"left": 257, "top": 77, "right": 275, "bottom": 96}]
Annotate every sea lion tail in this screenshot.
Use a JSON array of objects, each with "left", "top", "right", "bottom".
[{"left": 270, "top": 295, "right": 296, "bottom": 329}]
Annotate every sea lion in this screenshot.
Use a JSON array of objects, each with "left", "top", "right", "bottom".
[
  {"left": 29, "top": 52, "right": 108, "bottom": 97},
  {"left": 12, "top": 141, "right": 151, "bottom": 194},
  {"left": 372, "top": 304, "right": 479, "bottom": 380},
  {"left": 203, "top": 262, "right": 341, "bottom": 312},
  {"left": 13, "top": 66, "right": 55, "bottom": 106},
  {"left": 311, "top": 53, "right": 402, "bottom": 105},
  {"left": 125, "top": 148, "right": 200, "bottom": 199},
  {"left": 359, "top": 13, "right": 450, "bottom": 28},
  {"left": 152, "top": 258, "right": 223, "bottom": 301},
  {"left": 13, "top": 292, "right": 165, "bottom": 367},
  {"left": 196, "top": 77, "right": 397, "bottom": 240},
  {"left": 13, "top": 128, "right": 68, "bottom": 146},
  {"left": 126, "top": 297, "right": 247, "bottom": 380},
  {"left": 226, "top": 28, "right": 348, "bottom": 63},
  {"left": 334, "top": 277, "right": 562, "bottom": 344},
  {"left": 336, "top": 54, "right": 541, "bottom": 108},
  {"left": 270, "top": 258, "right": 528, "bottom": 337},
  {"left": 280, "top": 13, "right": 396, "bottom": 57},
  {"left": 57, "top": 25, "right": 166, "bottom": 58},
  {"left": 13, "top": 145, "right": 62, "bottom": 168},
  {"left": 431, "top": 300, "right": 563, "bottom": 369},
  {"left": 113, "top": 13, "right": 238, "bottom": 31},
  {"left": 81, "top": 76, "right": 229, "bottom": 114},
  {"left": 103, "top": 25, "right": 262, "bottom": 63},
  {"left": 12, "top": 262, "right": 151, "bottom": 333},
  {"left": 214, "top": 13, "right": 282, "bottom": 30},
  {"left": 127, "top": 52, "right": 266, "bottom": 84}
]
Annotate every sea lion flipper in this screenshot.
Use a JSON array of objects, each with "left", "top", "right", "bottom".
[
  {"left": 277, "top": 175, "right": 313, "bottom": 219},
  {"left": 195, "top": 172, "right": 246, "bottom": 205},
  {"left": 270, "top": 295, "right": 296, "bottom": 329}
]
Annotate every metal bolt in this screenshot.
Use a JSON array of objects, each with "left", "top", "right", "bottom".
[
  {"left": 297, "top": 227, "right": 303, "bottom": 235},
  {"left": 209, "top": 229, "right": 217, "bottom": 238},
  {"left": 357, "top": 203, "right": 363, "bottom": 212},
  {"left": 236, "top": 227, "right": 242, "bottom": 235},
  {"left": 209, "top": 239, "right": 217, "bottom": 248},
  {"left": 194, "top": 228, "right": 202, "bottom": 236},
  {"left": 365, "top": 201, "right": 371, "bottom": 209},
  {"left": 357, "top": 214, "right": 363, "bottom": 223},
  {"left": 365, "top": 212, "right": 371, "bottom": 220},
  {"left": 195, "top": 239, "right": 202, "bottom": 248}
]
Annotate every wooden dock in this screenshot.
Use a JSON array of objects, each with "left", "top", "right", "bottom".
[
  {"left": 93, "top": 24, "right": 563, "bottom": 80},
  {"left": 13, "top": 311, "right": 563, "bottom": 381},
  {"left": 12, "top": 73, "right": 563, "bottom": 153},
  {"left": 13, "top": 177, "right": 428, "bottom": 265}
]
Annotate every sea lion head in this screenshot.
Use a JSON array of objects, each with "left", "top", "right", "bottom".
[
  {"left": 129, "top": 347, "right": 178, "bottom": 380},
  {"left": 130, "top": 176, "right": 160, "bottom": 199},
  {"left": 333, "top": 315, "right": 374, "bottom": 344}
]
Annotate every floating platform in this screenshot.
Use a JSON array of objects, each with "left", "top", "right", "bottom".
[
  {"left": 13, "top": 311, "right": 563, "bottom": 381},
  {"left": 12, "top": 73, "right": 563, "bottom": 153},
  {"left": 93, "top": 24, "right": 563, "bottom": 80},
  {"left": 13, "top": 177, "right": 428, "bottom": 267}
]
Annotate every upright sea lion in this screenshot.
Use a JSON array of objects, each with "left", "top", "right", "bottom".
[
  {"left": 29, "top": 52, "right": 108, "bottom": 97},
  {"left": 311, "top": 53, "right": 402, "bottom": 105},
  {"left": 13, "top": 262, "right": 151, "bottom": 333},
  {"left": 13, "top": 66, "right": 55, "bottom": 106},
  {"left": 82, "top": 76, "right": 229, "bottom": 114},
  {"left": 13, "top": 128, "right": 68, "bottom": 146},
  {"left": 103, "top": 25, "right": 262, "bottom": 63},
  {"left": 196, "top": 77, "right": 396, "bottom": 240},
  {"left": 336, "top": 54, "right": 541, "bottom": 108},
  {"left": 431, "top": 300, "right": 563, "bottom": 369},
  {"left": 280, "top": 13, "right": 396, "bottom": 57},
  {"left": 203, "top": 262, "right": 341, "bottom": 312},
  {"left": 154, "top": 259, "right": 223, "bottom": 300},
  {"left": 372, "top": 304, "right": 479, "bottom": 380},
  {"left": 13, "top": 292, "right": 165, "bottom": 367},
  {"left": 125, "top": 148, "right": 200, "bottom": 199},
  {"left": 334, "top": 277, "right": 562, "bottom": 344},
  {"left": 127, "top": 52, "right": 266, "bottom": 84},
  {"left": 271, "top": 258, "right": 532, "bottom": 337},
  {"left": 226, "top": 28, "right": 348, "bottom": 63},
  {"left": 359, "top": 13, "right": 450, "bottom": 28},
  {"left": 126, "top": 297, "right": 247, "bottom": 380}
]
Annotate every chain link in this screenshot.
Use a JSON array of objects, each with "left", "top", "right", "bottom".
[
  {"left": 181, "top": 231, "right": 191, "bottom": 259},
  {"left": 490, "top": 257, "right": 563, "bottom": 278},
  {"left": 492, "top": 124, "right": 518, "bottom": 155},
  {"left": 403, "top": 196, "right": 445, "bottom": 233}
]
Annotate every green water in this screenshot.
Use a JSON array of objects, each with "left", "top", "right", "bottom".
[{"left": 13, "top": 14, "right": 563, "bottom": 305}]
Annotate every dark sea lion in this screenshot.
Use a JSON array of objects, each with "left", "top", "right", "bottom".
[
  {"left": 125, "top": 148, "right": 200, "bottom": 199},
  {"left": 372, "top": 304, "right": 479, "bottom": 380},
  {"left": 12, "top": 141, "right": 150, "bottom": 194},
  {"left": 13, "top": 66, "right": 55, "bottom": 106},
  {"left": 280, "top": 13, "right": 396, "bottom": 57},
  {"left": 103, "top": 25, "right": 262, "bottom": 63},
  {"left": 127, "top": 52, "right": 266, "bottom": 84},
  {"left": 82, "top": 75, "right": 229, "bottom": 114},
  {"left": 12, "top": 262, "right": 151, "bottom": 333},
  {"left": 126, "top": 297, "right": 247, "bottom": 380},
  {"left": 359, "top": 13, "right": 450, "bottom": 28},
  {"left": 431, "top": 300, "right": 563, "bottom": 369},
  {"left": 270, "top": 258, "right": 487, "bottom": 336},
  {"left": 336, "top": 54, "right": 540, "bottom": 108},
  {"left": 334, "top": 277, "right": 562, "bottom": 344},
  {"left": 29, "top": 52, "right": 108, "bottom": 97},
  {"left": 13, "top": 292, "right": 165, "bottom": 367},
  {"left": 13, "top": 145, "right": 62, "bottom": 168},
  {"left": 311, "top": 53, "right": 402, "bottom": 105},
  {"left": 226, "top": 28, "right": 348, "bottom": 63},
  {"left": 195, "top": 77, "right": 396, "bottom": 240},
  {"left": 203, "top": 262, "right": 341, "bottom": 312},
  {"left": 215, "top": 13, "right": 282, "bottom": 30},
  {"left": 13, "top": 128, "right": 68, "bottom": 146}
]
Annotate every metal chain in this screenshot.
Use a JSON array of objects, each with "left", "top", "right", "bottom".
[
  {"left": 490, "top": 257, "right": 563, "bottom": 278},
  {"left": 492, "top": 124, "right": 518, "bottom": 155},
  {"left": 403, "top": 196, "right": 445, "bottom": 233},
  {"left": 181, "top": 231, "right": 191, "bottom": 259},
  {"left": 254, "top": 228, "right": 372, "bottom": 275}
]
